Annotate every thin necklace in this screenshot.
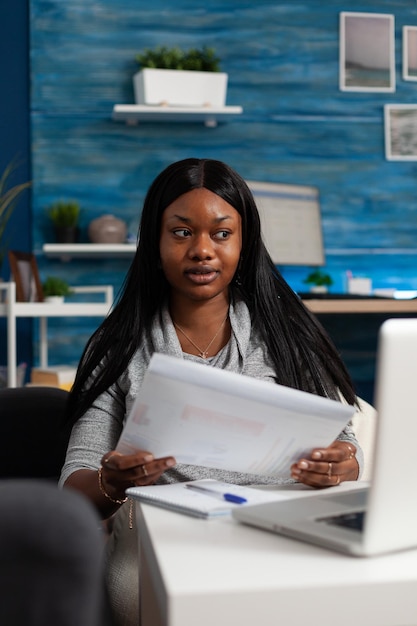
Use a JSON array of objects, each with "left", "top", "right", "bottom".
[{"left": 174, "top": 314, "right": 229, "bottom": 359}]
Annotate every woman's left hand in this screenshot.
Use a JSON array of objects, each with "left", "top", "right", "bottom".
[{"left": 290, "top": 440, "right": 359, "bottom": 488}]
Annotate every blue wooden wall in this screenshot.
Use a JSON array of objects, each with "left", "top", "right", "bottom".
[
  {"left": 0, "top": 0, "right": 32, "bottom": 373},
  {"left": 28, "top": 0, "right": 417, "bottom": 395}
]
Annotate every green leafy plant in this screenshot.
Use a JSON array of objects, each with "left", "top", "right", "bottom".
[
  {"left": 303, "top": 269, "right": 334, "bottom": 288},
  {"left": 42, "top": 276, "right": 72, "bottom": 298},
  {"left": 47, "top": 200, "right": 80, "bottom": 228},
  {"left": 135, "top": 46, "right": 221, "bottom": 72},
  {"left": 0, "top": 160, "right": 31, "bottom": 269}
]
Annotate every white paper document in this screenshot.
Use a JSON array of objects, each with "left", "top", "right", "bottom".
[{"left": 117, "top": 354, "right": 356, "bottom": 478}]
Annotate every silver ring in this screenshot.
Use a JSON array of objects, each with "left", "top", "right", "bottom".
[
  {"left": 141, "top": 465, "right": 148, "bottom": 478},
  {"left": 327, "top": 462, "right": 332, "bottom": 478},
  {"left": 335, "top": 476, "right": 341, "bottom": 485}
]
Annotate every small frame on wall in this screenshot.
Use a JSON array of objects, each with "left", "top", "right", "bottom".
[
  {"left": 339, "top": 12, "right": 395, "bottom": 93},
  {"left": 384, "top": 105, "right": 417, "bottom": 161},
  {"left": 403, "top": 26, "right": 417, "bottom": 81},
  {"left": 8, "top": 250, "right": 44, "bottom": 302}
]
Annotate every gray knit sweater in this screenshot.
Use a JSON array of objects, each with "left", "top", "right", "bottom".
[{"left": 59, "top": 300, "right": 363, "bottom": 488}]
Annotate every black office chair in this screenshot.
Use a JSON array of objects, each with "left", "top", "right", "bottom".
[
  {"left": 0, "top": 479, "right": 107, "bottom": 626},
  {"left": 0, "top": 388, "right": 116, "bottom": 625},
  {"left": 0, "top": 386, "right": 70, "bottom": 480}
]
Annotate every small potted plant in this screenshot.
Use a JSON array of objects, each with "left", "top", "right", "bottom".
[
  {"left": 42, "top": 276, "right": 72, "bottom": 303},
  {"left": 47, "top": 200, "right": 80, "bottom": 244},
  {"left": 303, "top": 269, "right": 334, "bottom": 294},
  {"left": 133, "top": 45, "right": 228, "bottom": 108}
]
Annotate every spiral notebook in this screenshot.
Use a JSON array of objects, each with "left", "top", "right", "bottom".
[{"left": 126, "top": 479, "right": 319, "bottom": 519}]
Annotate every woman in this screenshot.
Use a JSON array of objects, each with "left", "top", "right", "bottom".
[{"left": 60, "top": 158, "right": 362, "bottom": 625}]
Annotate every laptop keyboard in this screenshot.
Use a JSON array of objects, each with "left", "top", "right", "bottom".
[{"left": 318, "top": 510, "right": 365, "bottom": 531}]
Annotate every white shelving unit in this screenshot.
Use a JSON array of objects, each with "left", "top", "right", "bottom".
[
  {"left": 42, "top": 243, "right": 136, "bottom": 260},
  {"left": 112, "top": 104, "right": 243, "bottom": 127},
  {"left": 0, "top": 281, "right": 114, "bottom": 387}
]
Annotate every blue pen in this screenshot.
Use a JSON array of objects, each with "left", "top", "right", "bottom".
[{"left": 185, "top": 483, "right": 247, "bottom": 504}]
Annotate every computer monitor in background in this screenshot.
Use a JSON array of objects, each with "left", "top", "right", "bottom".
[{"left": 247, "top": 181, "right": 325, "bottom": 267}]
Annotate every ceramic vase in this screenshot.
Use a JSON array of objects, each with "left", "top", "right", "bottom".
[{"left": 88, "top": 214, "right": 127, "bottom": 244}]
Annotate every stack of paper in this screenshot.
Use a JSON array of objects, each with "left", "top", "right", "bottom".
[{"left": 117, "top": 353, "right": 356, "bottom": 478}]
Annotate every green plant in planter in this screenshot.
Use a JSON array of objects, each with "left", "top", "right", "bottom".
[
  {"left": 135, "top": 46, "right": 221, "bottom": 71},
  {"left": 48, "top": 200, "right": 80, "bottom": 228},
  {"left": 303, "top": 269, "right": 334, "bottom": 288},
  {"left": 42, "top": 276, "right": 72, "bottom": 298},
  {"left": 0, "top": 160, "right": 31, "bottom": 272},
  {"left": 47, "top": 200, "right": 80, "bottom": 243}
]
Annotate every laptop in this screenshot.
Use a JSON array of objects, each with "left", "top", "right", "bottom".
[{"left": 233, "top": 318, "right": 417, "bottom": 557}]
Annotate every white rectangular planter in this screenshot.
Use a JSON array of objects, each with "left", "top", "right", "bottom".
[{"left": 133, "top": 68, "right": 228, "bottom": 107}]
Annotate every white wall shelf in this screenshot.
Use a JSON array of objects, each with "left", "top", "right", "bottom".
[
  {"left": 112, "top": 104, "right": 243, "bottom": 127},
  {"left": 43, "top": 243, "right": 136, "bottom": 260}
]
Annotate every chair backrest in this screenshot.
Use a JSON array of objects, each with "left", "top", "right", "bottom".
[
  {"left": 0, "top": 386, "right": 70, "bottom": 480},
  {"left": 0, "top": 479, "right": 107, "bottom": 626}
]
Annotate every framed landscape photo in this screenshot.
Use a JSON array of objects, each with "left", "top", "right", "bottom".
[
  {"left": 403, "top": 26, "right": 417, "bottom": 81},
  {"left": 339, "top": 12, "right": 395, "bottom": 92},
  {"left": 384, "top": 105, "right": 417, "bottom": 161}
]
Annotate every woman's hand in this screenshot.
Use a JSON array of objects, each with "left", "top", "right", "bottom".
[
  {"left": 99, "top": 450, "right": 176, "bottom": 503},
  {"left": 290, "top": 441, "right": 359, "bottom": 488}
]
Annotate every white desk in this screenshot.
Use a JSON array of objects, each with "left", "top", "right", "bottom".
[
  {"left": 136, "top": 487, "right": 417, "bottom": 626},
  {"left": 0, "top": 282, "right": 113, "bottom": 387}
]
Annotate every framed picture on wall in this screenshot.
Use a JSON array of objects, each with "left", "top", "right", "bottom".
[
  {"left": 8, "top": 250, "right": 44, "bottom": 302},
  {"left": 403, "top": 26, "right": 417, "bottom": 81},
  {"left": 384, "top": 105, "right": 417, "bottom": 161},
  {"left": 339, "top": 12, "right": 395, "bottom": 92}
]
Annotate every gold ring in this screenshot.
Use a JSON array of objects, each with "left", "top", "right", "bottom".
[
  {"left": 347, "top": 446, "right": 355, "bottom": 459},
  {"left": 327, "top": 462, "right": 332, "bottom": 477},
  {"left": 142, "top": 465, "right": 148, "bottom": 478},
  {"left": 335, "top": 476, "right": 341, "bottom": 485}
]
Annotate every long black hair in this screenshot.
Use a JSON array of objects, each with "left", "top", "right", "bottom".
[{"left": 67, "top": 158, "right": 357, "bottom": 425}]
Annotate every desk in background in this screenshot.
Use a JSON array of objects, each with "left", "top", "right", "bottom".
[
  {"left": 301, "top": 297, "right": 417, "bottom": 404},
  {"left": 302, "top": 297, "right": 417, "bottom": 315}
]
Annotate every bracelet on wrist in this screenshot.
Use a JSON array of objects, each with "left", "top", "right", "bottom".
[{"left": 97, "top": 466, "right": 127, "bottom": 505}]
